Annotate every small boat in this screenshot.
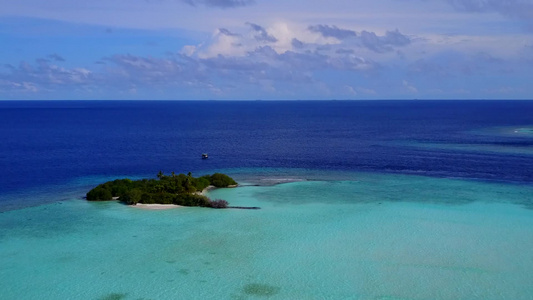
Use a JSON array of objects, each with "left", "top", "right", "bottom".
[{"left": 201, "top": 153, "right": 208, "bottom": 159}]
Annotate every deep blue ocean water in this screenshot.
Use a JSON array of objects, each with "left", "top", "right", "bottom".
[
  {"left": 1, "top": 100, "right": 532, "bottom": 210},
  {"left": 0, "top": 101, "right": 533, "bottom": 207}
]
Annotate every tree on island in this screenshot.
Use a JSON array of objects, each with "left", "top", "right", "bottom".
[
  {"left": 209, "top": 173, "right": 237, "bottom": 187},
  {"left": 86, "top": 172, "right": 237, "bottom": 208}
]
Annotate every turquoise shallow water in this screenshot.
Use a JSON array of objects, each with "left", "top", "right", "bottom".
[{"left": 1, "top": 171, "right": 533, "bottom": 299}]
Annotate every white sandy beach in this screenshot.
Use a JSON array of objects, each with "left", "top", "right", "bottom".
[
  {"left": 198, "top": 185, "right": 215, "bottom": 195},
  {"left": 131, "top": 203, "right": 184, "bottom": 210},
  {"left": 130, "top": 185, "right": 237, "bottom": 209},
  {"left": 197, "top": 184, "right": 237, "bottom": 195}
]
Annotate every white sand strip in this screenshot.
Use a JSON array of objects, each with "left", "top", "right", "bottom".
[{"left": 131, "top": 203, "right": 184, "bottom": 210}]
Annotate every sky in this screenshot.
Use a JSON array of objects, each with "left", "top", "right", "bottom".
[{"left": 1, "top": 0, "right": 532, "bottom": 100}]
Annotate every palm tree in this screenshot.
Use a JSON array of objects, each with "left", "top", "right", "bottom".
[{"left": 157, "top": 170, "right": 164, "bottom": 180}]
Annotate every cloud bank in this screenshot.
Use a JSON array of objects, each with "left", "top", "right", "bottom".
[{"left": 1, "top": 0, "right": 532, "bottom": 99}]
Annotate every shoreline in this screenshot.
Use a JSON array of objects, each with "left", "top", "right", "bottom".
[
  {"left": 197, "top": 185, "right": 216, "bottom": 196},
  {"left": 131, "top": 184, "right": 238, "bottom": 209},
  {"left": 197, "top": 184, "right": 238, "bottom": 195}
]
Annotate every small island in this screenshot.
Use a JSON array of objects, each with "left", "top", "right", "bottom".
[{"left": 86, "top": 171, "right": 237, "bottom": 208}]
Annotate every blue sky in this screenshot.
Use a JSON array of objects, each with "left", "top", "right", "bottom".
[{"left": 1, "top": 0, "right": 532, "bottom": 100}]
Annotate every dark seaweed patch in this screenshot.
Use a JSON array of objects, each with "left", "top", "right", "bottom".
[
  {"left": 178, "top": 268, "right": 190, "bottom": 275},
  {"left": 99, "top": 293, "right": 127, "bottom": 300},
  {"left": 242, "top": 283, "right": 280, "bottom": 297}
]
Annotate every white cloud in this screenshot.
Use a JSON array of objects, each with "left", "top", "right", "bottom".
[
  {"left": 246, "top": 22, "right": 278, "bottom": 42},
  {"left": 344, "top": 85, "right": 358, "bottom": 96},
  {"left": 356, "top": 87, "right": 377, "bottom": 95},
  {"left": 185, "top": 21, "right": 413, "bottom": 65},
  {"left": 403, "top": 80, "right": 418, "bottom": 93},
  {"left": 1, "top": 0, "right": 532, "bottom": 99},
  {"left": 181, "top": 45, "right": 197, "bottom": 56}
]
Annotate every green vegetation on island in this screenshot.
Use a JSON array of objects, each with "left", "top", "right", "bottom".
[{"left": 86, "top": 171, "right": 237, "bottom": 208}]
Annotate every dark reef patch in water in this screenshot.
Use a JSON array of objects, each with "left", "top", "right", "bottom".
[
  {"left": 242, "top": 283, "right": 280, "bottom": 297},
  {"left": 178, "top": 268, "right": 190, "bottom": 275},
  {"left": 98, "top": 293, "right": 127, "bottom": 300}
]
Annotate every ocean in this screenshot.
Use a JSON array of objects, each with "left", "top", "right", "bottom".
[{"left": 1, "top": 100, "right": 532, "bottom": 299}]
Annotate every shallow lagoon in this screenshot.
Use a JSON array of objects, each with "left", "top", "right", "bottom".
[{"left": 1, "top": 171, "right": 533, "bottom": 299}]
